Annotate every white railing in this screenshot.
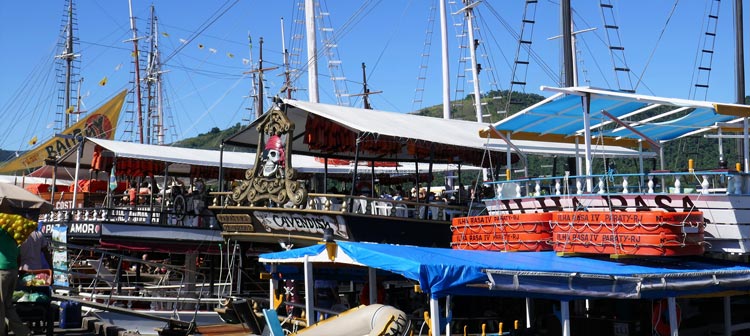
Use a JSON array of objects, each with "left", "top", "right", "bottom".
[{"left": 485, "top": 170, "right": 750, "bottom": 199}]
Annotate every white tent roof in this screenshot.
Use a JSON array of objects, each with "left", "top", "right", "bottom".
[
  {"left": 225, "top": 99, "right": 653, "bottom": 164},
  {"left": 38, "top": 137, "right": 475, "bottom": 180}
]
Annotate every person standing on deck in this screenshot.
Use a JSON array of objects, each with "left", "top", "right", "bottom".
[{"left": 1, "top": 230, "right": 31, "bottom": 336}]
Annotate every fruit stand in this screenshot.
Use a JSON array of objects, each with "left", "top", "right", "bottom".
[
  {"left": 1, "top": 183, "right": 54, "bottom": 335},
  {"left": 13, "top": 269, "right": 55, "bottom": 336}
]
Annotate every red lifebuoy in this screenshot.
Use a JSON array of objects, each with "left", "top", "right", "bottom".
[{"left": 652, "top": 299, "right": 681, "bottom": 336}]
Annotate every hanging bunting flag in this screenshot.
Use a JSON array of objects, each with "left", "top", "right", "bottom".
[
  {"left": 99, "top": 77, "right": 108, "bottom": 86},
  {"left": 179, "top": 38, "right": 187, "bottom": 44},
  {"left": 114, "top": 63, "right": 123, "bottom": 71},
  {"left": 198, "top": 44, "right": 204, "bottom": 49},
  {"left": 28, "top": 136, "right": 38, "bottom": 146},
  {"left": 162, "top": 32, "right": 169, "bottom": 37},
  {"left": 209, "top": 48, "right": 217, "bottom": 54},
  {"left": 227, "top": 52, "right": 234, "bottom": 58},
  {"left": 242, "top": 58, "right": 250, "bottom": 65}
]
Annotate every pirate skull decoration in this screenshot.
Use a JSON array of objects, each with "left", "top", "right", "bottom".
[{"left": 261, "top": 135, "right": 286, "bottom": 177}]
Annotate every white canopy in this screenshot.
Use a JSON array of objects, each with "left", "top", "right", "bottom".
[
  {"left": 225, "top": 99, "right": 653, "bottom": 165},
  {"left": 36, "top": 137, "right": 475, "bottom": 180}
]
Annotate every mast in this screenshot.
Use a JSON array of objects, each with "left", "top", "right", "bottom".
[
  {"left": 62, "top": 0, "right": 77, "bottom": 129},
  {"left": 305, "top": 0, "right": 319, "bottom": 103},
  {"left": 439, "top": 0, "right": 451, "bottom": 119},
  {"left": 258, "top": 37, "right": 265, "bottom": 117},
  {"left": 128, "top": 0, "right": 144, "bottom": 144},
  {"left": 361, "top": 63, "right": 371, "bottom": 110},
  {"left": 561, "top": 0, "right": 574, "bottom": 87},
  {"left": 145, "top": 5, "right": 164, "bottom": 145},
  {"left": 460, "top": 0, "right": 483, "bottom": 122},
  {"left": 281, "top": 17, "right": 292, "bottom": 99},
  {"left": 735, "top": 0, "right": 748, "bottom": 172}
]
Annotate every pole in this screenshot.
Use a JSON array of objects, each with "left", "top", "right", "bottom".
[
  {"left": 72, "top": 137, "right": 83, "bottom": 208},
  {"left": 128, "top": 0, "right": 144, "bottom": 143},
  {"left": 735, "top": 0, "right": 746, "bottom": 165},
  {"left": 561, "top": 300, "right": 571, "bottom": 336},
  {"left": 464, "top": 2, "right": 483, "bottom": 122},
  {"left": 305, "top": 0, "right": 319, "bottom": 103},
  {"left": 439, "top": 0, "right": 451, "bottom": 119},
  {"left": 258, "top": 37, "right": 265, "bottom": 118},
  {"left": 429, "top": 297, "right": 441, "bottom": 336},
  {"left": 362, "top": 63, "right": 372, "bottom": 110},
  {"left": 561, "top": 0, "right": 574, "bottom": 87},
  {"left": 303, "top": 255, "right": 315, "bottom": 326}
]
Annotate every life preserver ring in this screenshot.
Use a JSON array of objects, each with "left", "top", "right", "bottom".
[{"left": 652, "top": 299, "right": 681, "bottom": 336}]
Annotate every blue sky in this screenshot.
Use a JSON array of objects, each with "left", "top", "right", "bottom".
[{"left": 0, "top": 1, "right": 748, "bottom": 152}]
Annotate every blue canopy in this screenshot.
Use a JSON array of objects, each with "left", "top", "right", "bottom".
[
  {"left": 259, "top": 241, "right": 750, "bottom": 300},
  {"left": 484, "top": 86, "right": 750, "bottom": 146}
]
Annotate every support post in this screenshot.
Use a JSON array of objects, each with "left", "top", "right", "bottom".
[
  {"left": 430, "top": 297, "right": 441, "bottom": 336},
  {"left": 668, "top": 297, "right": 678, "bottom": 336},
  {"left": 561, "top": 300, "right": 570, "bottom": 336},
  {"left": 723, "top": 296, "right": 731, "bottom": 336},
  {"left": 368, "top": 267, "right": 377, "bottom": 305},
  {"left": 304, "top": 255, "right": 315, "bottom": 326}
]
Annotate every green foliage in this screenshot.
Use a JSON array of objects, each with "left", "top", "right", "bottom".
[{"left": 173, "top": 123, "right": 245, "bottom": 150}]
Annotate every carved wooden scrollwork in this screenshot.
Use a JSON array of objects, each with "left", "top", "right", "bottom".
[{"left": 231, "top": 107, "right": 308, "bottom": 207}]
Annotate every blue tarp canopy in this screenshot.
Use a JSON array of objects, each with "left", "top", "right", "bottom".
[
  {"left": 259, "top": 241, "right": 750, "bottom": 300},
  {"left": 481, "top": 86, "right": 750, "bottom": 148}
]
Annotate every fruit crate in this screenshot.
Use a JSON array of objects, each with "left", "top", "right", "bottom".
[{"left": 18, "top": 269, "right": 53, "bottom": 286}]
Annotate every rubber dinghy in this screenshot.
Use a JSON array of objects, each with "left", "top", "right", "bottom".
[{"left": 295, "top": 304, "right": 410, "bottom": 336}]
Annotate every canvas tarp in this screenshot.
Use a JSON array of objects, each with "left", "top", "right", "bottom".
[{"left": 259, "top": 241, "right": 750, "bottom": 300}]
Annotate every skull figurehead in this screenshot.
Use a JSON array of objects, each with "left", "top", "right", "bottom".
[{"left": 261, "top": 135, "right": 285, "bottom": 177}]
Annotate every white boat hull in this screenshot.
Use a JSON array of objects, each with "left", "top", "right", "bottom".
[{"left": 483, "top": 193, "right": 750, "bottom": 254}]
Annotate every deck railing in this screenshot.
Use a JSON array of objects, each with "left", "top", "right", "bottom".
[
  {"left": 485, "top": 170, "right": 750, "bottom": 199},
  {"left": 210, "top": 192, "right": 475, "bottom": 222}
]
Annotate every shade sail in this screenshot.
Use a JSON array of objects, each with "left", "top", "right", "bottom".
[
  {"left": 483, "top": 86, "right": 750, "bottom": 148},
  {"left": 260, "top": 241, "right": 750, "bottom": 300},
  {"left": 224, "top": 99, "right": 652, "bottom": 167}
]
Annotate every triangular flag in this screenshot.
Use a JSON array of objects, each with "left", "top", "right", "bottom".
[
  {"left": 65, "top": 106, "right": 75, "bottom": 114},
  {"left": 99, "top": 77, "right": 108, "bottom": 86},
  {"left": 162, "top": 32, "right": 169, "bottom": 37},
  {"left": 28, "top": 136, "right": 38, "bottom": 146},
  {"left": 209, "top": 48, "right": 217, "bottom": 54},
  {"left": 227, "top": 52, "right": 234, "bottom": 58},
  {"left": 198, "top": 44, "right": 204, "bottom": 49}
]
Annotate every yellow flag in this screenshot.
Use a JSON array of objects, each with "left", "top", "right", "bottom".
[
  {"left": 227, "top": 52, "right": 234, "bottom": 58},
  {"left": 66, "top": 106, "right": 75, "bottom": 114},
  {"left": 28, "top": 136, "right": 38, "bottom": 146},
  {"left": 162, "top": 32, "right": 169, "bottom": 37},
  {"left": 0, "top": 90, "right": 127, "bottom": 173},
  {"left": 99, "top": 77, "right": 108, "bottom": 86}
]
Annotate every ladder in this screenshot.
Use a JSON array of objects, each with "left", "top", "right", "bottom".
[
  {"left": 691, "top": 0, "right": 721, "bottom": 100},
  {"left": 449, "top": 0, "right": 467, "bottom": 110},
  {"left": 599, "top": 0, "right": 634, "bottom": 93},
  {"left": 53, "top": 0, "right": 81, "bottom": 133},
  {"left": 411, "top": 1, "right": 438, "bottom": 112},
  {"left": 317, "top": 0, "right": 351, "bottom": 106},
  {"left": 505, "top": 0, "right": 539, "bottom": 114}
]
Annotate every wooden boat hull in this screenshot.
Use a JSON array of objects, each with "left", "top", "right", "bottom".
[{"left": 215, "top": 206, "right": 453, "bottom": 248}]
